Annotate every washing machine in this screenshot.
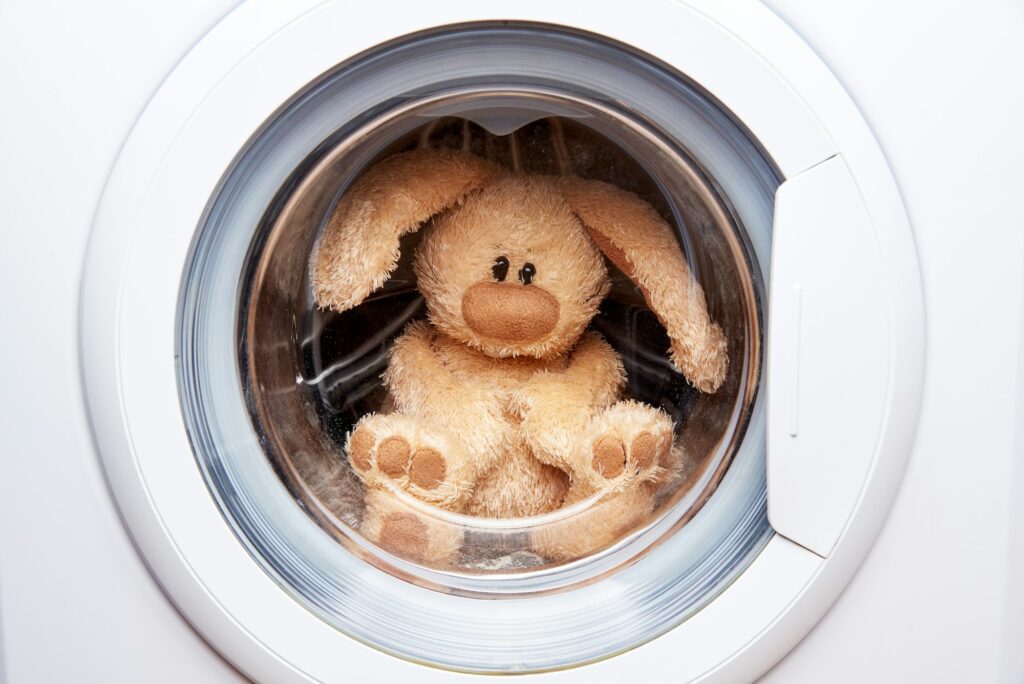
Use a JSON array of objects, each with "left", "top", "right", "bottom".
[{"left": 2, "top": 0, "right": 1022, "bottom": 681}]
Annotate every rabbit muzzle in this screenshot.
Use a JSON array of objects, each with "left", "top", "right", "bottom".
[{"left": 461, "top": 282, "right": 560, "bottom": 343}]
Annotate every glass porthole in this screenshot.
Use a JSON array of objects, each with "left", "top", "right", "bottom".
[{"left": 178, "top": 24, "right": 776, "bottom": 673}]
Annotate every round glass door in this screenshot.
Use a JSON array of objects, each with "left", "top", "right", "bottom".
[{"left": 177, "top": 24, "right": 776, "bottom": 672}]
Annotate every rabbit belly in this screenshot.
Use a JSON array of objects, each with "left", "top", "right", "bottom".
[{"left": 465, "top": 445, "right": 568, "bottom": 518}]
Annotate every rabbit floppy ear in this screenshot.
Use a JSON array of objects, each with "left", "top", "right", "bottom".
[
  {"left": 559, "top": 177, "right": 728, "bottom": 393},
  {"left": 312, "top": 149, "right": 502, "bottom": 312}
]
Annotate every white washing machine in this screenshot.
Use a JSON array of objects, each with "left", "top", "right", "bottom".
[{"left": 1, "top": 1, "right": 1022, "bottom": 682}]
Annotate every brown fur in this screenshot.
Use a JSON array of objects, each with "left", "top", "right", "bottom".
[{"left": 315, "top": 149, "right": 727, "bottom": 564}]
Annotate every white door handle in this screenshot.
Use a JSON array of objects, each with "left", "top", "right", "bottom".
[{"left": 767, "top": 155, "right": 890, "bottom": 557}]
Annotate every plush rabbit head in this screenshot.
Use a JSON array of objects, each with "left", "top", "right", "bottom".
[{"left": 313, "top": 149, "right": 728, "bottom": 392}]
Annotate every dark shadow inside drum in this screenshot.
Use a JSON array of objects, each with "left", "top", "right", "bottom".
[{"left": 241, "top": 106, "right": 760, "bottom": 577}]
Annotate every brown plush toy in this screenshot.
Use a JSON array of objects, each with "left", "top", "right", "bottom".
[{"left": 312, "top": 148, "right": 727, "bottom": 564}]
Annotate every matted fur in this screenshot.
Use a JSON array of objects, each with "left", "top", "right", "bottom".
[{"left": 313, "top": 149, "right": 728, "bottom": 564}]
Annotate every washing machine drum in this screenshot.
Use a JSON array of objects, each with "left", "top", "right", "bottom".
[{"left": 83, "top": 8, "right": 923, "bottom": 682}]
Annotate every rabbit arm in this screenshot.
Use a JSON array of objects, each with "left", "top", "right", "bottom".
[
  {"left": 383, "top": 320, "right": 509, "bottom": 482},
  {"left": 510, "top": 331, "right": 625, "bottom": 472}
]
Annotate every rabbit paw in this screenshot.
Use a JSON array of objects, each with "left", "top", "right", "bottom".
[
  {"left": 585, "top": 402, "right": 673, "bottom": 486},
  {"left": 346, "top": 415, "right": 469, "bottom": 506},
  {"left": 361, "top": 489, "right": 464, "bottom": 565}
]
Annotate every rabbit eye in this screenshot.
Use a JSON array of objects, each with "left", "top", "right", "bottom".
[
  {"left": 492, "top": 256, "right": 510, "bottom": 282},
  {"left": 518, "top": 262, "right": 536, "bottom": 285}
]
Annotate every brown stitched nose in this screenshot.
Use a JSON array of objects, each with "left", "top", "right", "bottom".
[{"left": 462, "top": 282, "right": 560, "bottom": 343}]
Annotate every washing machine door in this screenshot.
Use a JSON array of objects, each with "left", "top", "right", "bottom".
[{"left": 80, "top": 1, "right": 923, "bottom": 681}]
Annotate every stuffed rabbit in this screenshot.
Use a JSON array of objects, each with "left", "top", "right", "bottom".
[{"left": 312, "top": 149, "right": 727, "bottom": 563}]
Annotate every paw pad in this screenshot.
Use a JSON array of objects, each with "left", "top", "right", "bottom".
[
  {"left": 410, "top": 448, "right": 446, "bottom": 489},
  {"left": 630, "top": 432, "right": 658, "bottom": 470},
  {"left": 348, "top": 428, "right": 375, "bottom": 471},
  {"left": 377, "top": 436, "right": 411, "bottom": 478},
  {"left": 379, "top": 512, "right": 428, "bottom": 561},
  {"left": 593, "top": 430, "right": 670, "bottom": 479},
  {"left": 592, "top": 435, "right": 626, "bottom": 478}
]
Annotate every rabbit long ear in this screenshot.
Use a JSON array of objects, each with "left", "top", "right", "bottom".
[
  {"left": 312, "top": 149, "right": 502, "bottom": 312},
  {"left": 559, "top": 177, "right": 728, "bottom": 393}
]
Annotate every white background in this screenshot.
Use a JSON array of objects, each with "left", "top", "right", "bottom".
[
  {"left": 762, "top": 1, "right": 1024, "bottom": 681},
  {"left": 0, "top": 0, "right": 244, "bottom": 680}
]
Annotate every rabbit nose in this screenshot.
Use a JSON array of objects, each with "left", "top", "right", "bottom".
[{"left": 462, "top": 282, "right": 560, "bottom": 343}]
